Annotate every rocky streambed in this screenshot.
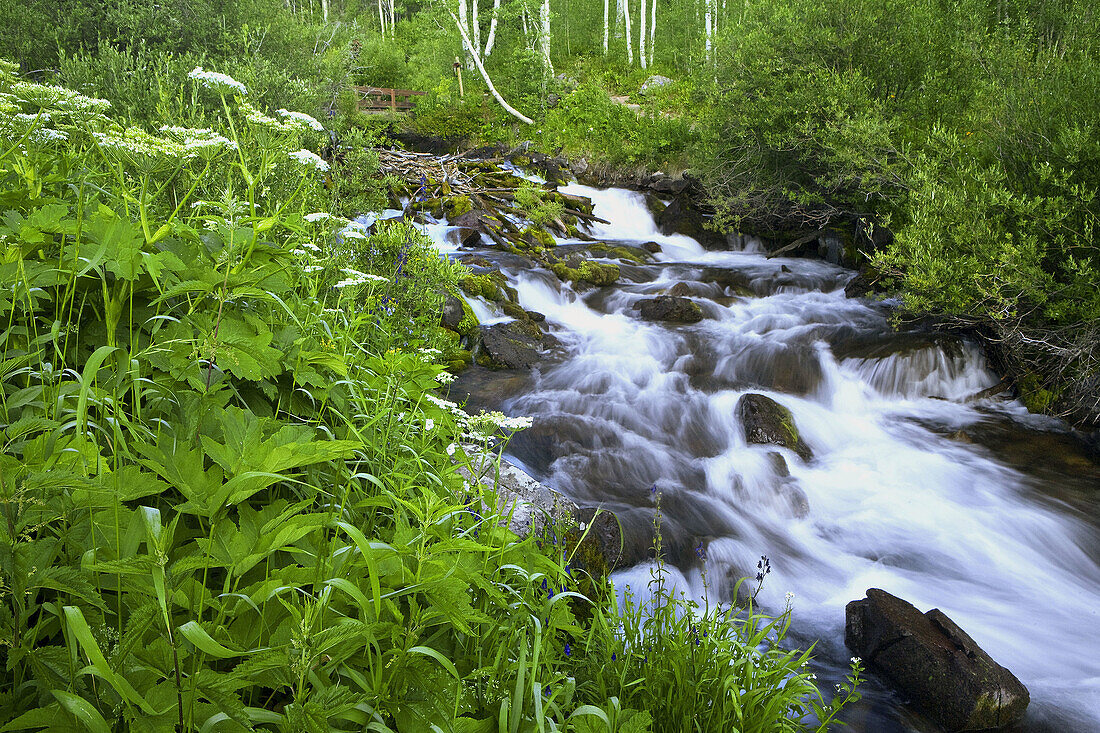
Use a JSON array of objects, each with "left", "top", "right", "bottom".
[{"left": 362, "top": 146, "right": 1100, "bottom": 732}]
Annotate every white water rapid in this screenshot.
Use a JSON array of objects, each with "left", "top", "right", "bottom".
[{"left": 430, "top": 184, "right": 1100, "bottom": 732}]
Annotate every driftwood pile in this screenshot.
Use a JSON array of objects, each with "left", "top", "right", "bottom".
[{"left": 376, "top": 148, "right": 608, "bottom": 250}]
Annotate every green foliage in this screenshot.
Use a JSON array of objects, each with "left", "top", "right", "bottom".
[{"left": 515, "top": 183, "right": 564, "bottom": 227}]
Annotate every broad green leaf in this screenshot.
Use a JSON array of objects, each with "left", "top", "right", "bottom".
[
  {"left": 177, "top": 621, "right": 243, "bottom": 658},
  {"left": 51, "top": 691, "right": 111, "bottom": 733}
]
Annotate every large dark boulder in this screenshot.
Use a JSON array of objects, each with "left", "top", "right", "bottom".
[
  {"left": 440, "top": 295, "right": 466, "bottom": 331},
  {"left": 846, "top": 589, "right": 1030, "bottom": 731},
  {"left": 655, "top": 197, "right": 724, "bottom": 249},
  {"left": 478, "top": 321, "right": 555, "bottom": 370},
  {"left": 737, "top": 393, "right": 812, "bottom": 461},
  {"left": 635, "top": 295, "right": 704, "bottom": 323}
]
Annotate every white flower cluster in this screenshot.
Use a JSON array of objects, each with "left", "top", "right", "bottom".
[
  {"left": 9, "top": 82, "right": 110, "bottom": 121},
  {"left": 334, "top": 267, "right": 388, "bottom": 289},
  {"left": 187, "top": 67, "right": 248, "bottom": 95},
  {"left": 305, "top": 212, "right": 344, "bottom": 224},
  {"left": 288, "top": 148, "right": 330, "bottom": 173},
  {"left": 425, "top": 393, "right": 464, "bottom": 414},
  {"left": 93, "top": 127, "right": 187, "bottom": 161},
  {"left": 158, "top": 125, "right": 238, "bottom": 158},
  {"left": 436, "top": 371, "right": 456, "bottom": 384},
  {"left": 277, "top": 109, "right": 325, "bottom": 132},
  {"left": 464, "top": 410, "right": 533, "bottom": 437}
]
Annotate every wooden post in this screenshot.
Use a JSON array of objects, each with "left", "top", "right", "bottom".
[
  {"left": 454, "top": 57, "right": 465, "bottom": 98},
  {"left": 390, "top": 88, "right": 396, "bottom": 112}
]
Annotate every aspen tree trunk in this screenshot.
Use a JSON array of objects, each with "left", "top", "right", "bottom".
[
  {"left": 648, "top": 0, "right": 656, "bottom": 66},
  {"left": 540, "top": 0, "right": 553, "bottom": 75},
  {"left": 472, "top": 0, "right": 481, "bottom": 57},
  {"left": 603, "top": 0, "right": 609, "bottom": 54},
  {"left": 484, "top": 0, "right": 501, "bottom": 56},
  {"left": 377, "top": 0, "right": 386, "bottom": 34},
  {"left": 704, "top": 0, "right": 713, "bottom": 64},
  {"left": 449, "top": 9, "right": 534, "bottom": 123},
  {"left": 321, "top": 0, "right": 328, "bottom": 23},
  {"left": 458, "top": 0, "right": 469, "bottom": 45},
  {"left": 623, "top": 0, "right": 633, "bottom": 65},
  {"left": 388, "top": 0, "right": 395, "bottom": 37},
  {"left": 638, "top": 0, "right": 647, "bottom": 69}
]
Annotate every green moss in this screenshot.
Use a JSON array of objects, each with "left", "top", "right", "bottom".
[
  {"left": 1019, "top": 372, "right": 1059, "bottom": 414},
  {"left": 443, "top": 195, "right": 473, "bottom": 218},
  {"left": 521, "top": 225, "right": 557, "bottom": 248},
  {"left": 550, "top": 260, "right": 620, "bottom": 286},
  {"left": 460, "top": 271, "right": 517, "bottom": 302}
]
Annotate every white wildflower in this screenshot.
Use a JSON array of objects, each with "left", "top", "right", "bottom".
[
  {"left": 300, "top": 241, "right": 321, "bottom": 252},
  {"left": 303, "top": 265, "right": 323, "bottom": 273},
  {"left": 446, "top": 443, "right": 458, "bottom": 456},
  {"left": 305, "top": 212, "right": 339, "bottom": 223},
  {"left": 425, "top": 418, "right": 435, "bottom": 431},
  {"left": 850, "top": 656, "right": 861, "bottom": 665},
  {"left": 437, "top": 371, "right": 456, "bottom": 384},
  {"left": 187, "top": 67, "right": 248, "bottom": 95},
  {"left": 288, "top": 148, "right": 330, "bottom": 172},
  {"left": 498, "top": 416, "right": 533, "bottom": 431},
  {"left": 426, "top": 394, "right": 459, "bottom": 411},
  {"left": 240, "top": 103, "right": 290, "bottom": 132},
  {"left": 341, "top": 229, "right": 367, "bottom": 240},
  {"left": 277, "top": 109, "right": 325, "bottom": 131}
]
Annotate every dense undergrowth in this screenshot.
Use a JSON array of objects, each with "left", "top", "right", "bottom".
[{"left": 0, "top": 60, "right": 860, "bottom": 731}]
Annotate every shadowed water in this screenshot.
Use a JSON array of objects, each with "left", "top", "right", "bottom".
[{"left": 429, "top": 184, "right": 1100, "bottom": 732}]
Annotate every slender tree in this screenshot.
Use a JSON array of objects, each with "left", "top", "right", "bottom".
[
  {"left": 472, "top": 0, "right": 481, "bottom": 57},
  {"left": 623, "top": 0, "right": 634, "bottom": 64},
  {"left": 484, "top": 0, "right": 501, "bottom": 56},
  {"left": 603, "top": 0, "right": 610, "bottom": 54},
  {"left": 449, "top": 7, "right": 534, "bottom": 123},
  {"left": 540, "top": 0, "right": 553, "bottom": 74},
  {"left": 639, "top": 0, "right": 647, "bottom": 69},
  {"left": 648, "top": 0, "right": 656, "bottom": 66}
]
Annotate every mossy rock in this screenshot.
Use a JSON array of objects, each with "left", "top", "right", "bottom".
[
  {"left": 520, "top": 225, "right": 557, "bottom": 248},
  {"left": 460, "top": 270, "right": 518, "bottom": 303},
  {"left": 551, "top": 260, "right": 620, "bottom": 287},
  {"left": 443, "top": 195, "right": 473, "bottom": 218},
  {"left": 1018, "top": 372, "right": 1060, "bottom": 414},
  {"left": 737, "top": 393, "right": 812, "bottom": 461}
]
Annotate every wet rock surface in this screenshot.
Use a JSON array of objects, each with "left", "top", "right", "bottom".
[
  {"left": 846, "top": 589, "right": 1030, "bottom": 731},
  {"left": 635, "top": 295, "right": 705, "bottom": 323},
  {"left": 478, "top": 321, "right": 556, "bottom": 369},
  {"left": 737, "top": 393, "right": 813, "bottom": 461}
]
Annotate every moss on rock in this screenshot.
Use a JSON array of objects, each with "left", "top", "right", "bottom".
[{"left": 551, "top": 260, "right": 621, "bottom": 287}]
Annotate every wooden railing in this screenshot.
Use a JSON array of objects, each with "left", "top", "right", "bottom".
[{"left": 353, "top": 86, "right": 426, "bottom": 113}]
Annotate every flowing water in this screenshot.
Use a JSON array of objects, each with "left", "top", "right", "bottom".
[{"left": 420, "top": 184, "right": 1100, "bottom": 731}]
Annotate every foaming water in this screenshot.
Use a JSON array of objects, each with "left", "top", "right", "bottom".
[{"left": 446, "top": 180, "right": 1100, "bottom": 730}]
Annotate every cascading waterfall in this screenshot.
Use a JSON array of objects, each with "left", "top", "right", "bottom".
[{"left": 421, "top": 181, "right": 1100, "bottom": 731}]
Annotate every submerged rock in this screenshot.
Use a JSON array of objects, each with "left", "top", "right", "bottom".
[
  {"left": 737, "top": 393, "right": 812, "bottom": 461},
  {"left": 846, "top": 589, "right": 1030, "bottom": 731},
  {"left": 635, "top": 295, "right": 704, "bottom": 323}
]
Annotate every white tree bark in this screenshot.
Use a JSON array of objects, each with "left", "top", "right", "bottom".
[
  {"left": 449, "top": 9, "right": 534, "bottom": 124},
  {"left": 458, "top": 0, "right": 470, "bottom": 45},
  {"left": 603, "top": 0, "right": 609, "bottom": 54},
  {"left": 539, "top": 0, "right": 553, "bottom": 75},
  {"left": 623, "top": 0, "right": 633, "bottom": 65},
  {"left": 472, "top": 0, "right": 481, "bottom": 57},
  {"left": 704, "top": 0, "right": 713, "bottom": 64},
  {"left": 321, "top": 0, "right": 328, "bottom": 22},
  {"left": 377, "top": 0, "right": 386, "bottom": 34},
  {"left": 483, "top": 0, "right": 501, "bottom": 56},
  {"left": 638, "top": 0, "right": 647, "bottom": 69},
  {"left": 388, "top": 0, "right": 395, "bottom": 37}
]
